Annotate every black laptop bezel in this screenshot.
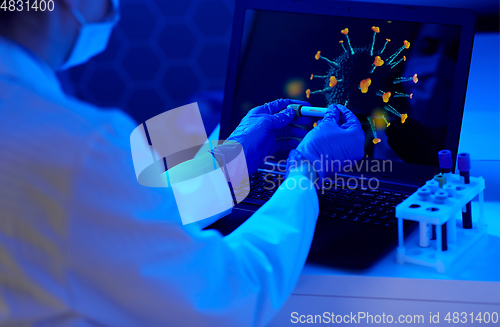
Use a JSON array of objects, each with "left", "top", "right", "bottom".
[{"left": 220, "top": 0, "right": 475, "bottom": 186}]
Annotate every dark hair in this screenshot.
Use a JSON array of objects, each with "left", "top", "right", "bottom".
[
  {"left": 0, "top": 11, "right": 21, "bottom": 25},
  {"left": 0, "top": 10, "right": 48, "bottom": 32}
]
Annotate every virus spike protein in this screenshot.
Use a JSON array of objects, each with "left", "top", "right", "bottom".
[
  {"left": 394, "top": 91, "right": 413, "bottom": 99},
  {"left": 360, "top": 78, "right": 372, "bottom": 93},
  {"left": 306, "top": 87, "right": 331, "bottom": 99},
  {"left": 370, "top": 26, "right": 380, "bottom": 56},
  {"left": 393, "top": 73, "right": 418, "bottom": 84},
  {"left": 386, "top": 40, "right": 410, "bottom": 65},
  {"left": 315, "top": 51, "right": 340, "bottom": 68},
  {"left": 390, "top": 56, "right": 406, "bottom": 69},
  {"left": 341, "top": 28, "right": 355, "bottom": 55},
  {"left": 383, "top": 115, "right": 390, "bottom": 127},
  {"left": 383, "top": 91, "right": 391, "bottom": 103},
  {"left": 330, "top": 76, "right": 337, "bottom": 88},
  {"left": 306, "top": 26, "right": 416, "bottom": 138},
  {"left": 378, "top": 38, "right": 391, "bottom": 55},
  {"left": 370, "top": 56, "right": 385, "bottom": 74},
  {"left": 339, "top": 40, "right": 347, "bottom": 53},
  {"left": 368, "top": 117, "right": 381, "bottom": 144},
  {"left": 311, "top": 74, "right": 328, "bottom": 80},
  {"left": 386, "top": 104, "right": 409, "bottom": 123}
]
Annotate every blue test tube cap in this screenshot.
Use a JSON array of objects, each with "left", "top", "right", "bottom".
[
  {"left": 438, "top": 150, "right": 452, "bottom": 169},
  {"left": 457, "top": 153, "right": 471, "bottom": 172}
]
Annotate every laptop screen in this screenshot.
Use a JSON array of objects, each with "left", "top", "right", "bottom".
[{"left": 229, "top": 9, "right": 463, "bottom": 170}]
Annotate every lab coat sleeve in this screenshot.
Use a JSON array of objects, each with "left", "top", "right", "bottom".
[{"left": 67, "top": 110, "right": 319, "bottom": 327}]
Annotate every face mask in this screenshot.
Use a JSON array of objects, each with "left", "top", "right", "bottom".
[{"left": 59, "top": 0, "right": 120, "bottom": 70}]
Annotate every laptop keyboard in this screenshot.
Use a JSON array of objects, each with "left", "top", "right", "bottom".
[{"left": 233, "top": 170, "right": 411, "bottom": 229}]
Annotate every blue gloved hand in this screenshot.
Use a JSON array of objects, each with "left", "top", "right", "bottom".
[
  {"left": 216, "top": 99, "right": 311, "bottom": 175},
  {"left": 293, "top": 104, "right": 365, "bottom": 181}
]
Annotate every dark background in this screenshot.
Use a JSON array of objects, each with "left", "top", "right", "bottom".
[
  {"left": 56, "top": 0, "right": 498, "bottom": 137},
  {"left": 57, "top": 0, "right": 236, "bottom": 135}
]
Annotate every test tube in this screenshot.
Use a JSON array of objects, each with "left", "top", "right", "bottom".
[
  {"left": 448, "top": 212, "right": 458, "bottom": 243},
  {"left": 434, "top": 190, "right": 449, "bottom": 251},
  {"left": 438, "top": 150, "right": 453, "bottom": 180},
  {"left": 426, "top": 180, "right": 439, "bottom": 240},
  {"left": 443, "top": 182, "right": 458, "bottom": 243},
  {"left": 287, "top": 104, "right": 327, "bottom": 118},
  {"left": 441, "top": 223, "right": 448, "bottom": 251},
  {"left": 458, "top": 153, "right": 472, "bottom": 229},
  {"left": 419, "top": 222, "right": 431, "bottom": 248},
  {"left": 417, "top": 187, "right": 431, "bottom": 247}
]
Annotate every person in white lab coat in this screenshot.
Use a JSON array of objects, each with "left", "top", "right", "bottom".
[{"left": 0, "top": 1, "right": 364, "bottom": 326}]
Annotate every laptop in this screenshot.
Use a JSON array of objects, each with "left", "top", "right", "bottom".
[{"left": 207, "top": 0, "right": 476, "bottom": 268}]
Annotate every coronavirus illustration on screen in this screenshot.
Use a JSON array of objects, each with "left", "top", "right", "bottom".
[{"left": 307, "top": 26, "right": 418, "bottom": 145}]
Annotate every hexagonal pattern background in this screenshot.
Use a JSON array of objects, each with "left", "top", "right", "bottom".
[{"left": 59, "top": 0, "right": 235, "bottom": 135}]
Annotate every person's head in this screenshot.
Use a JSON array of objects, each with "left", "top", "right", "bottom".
[
  {"left": 402, "top": 24, "right": 460, "bottom": 129},
  {"left": 0, "top": 0, "right": 119, "bottom": 70}
]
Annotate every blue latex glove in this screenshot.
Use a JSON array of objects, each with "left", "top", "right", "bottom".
[
  {"left": 294, "top": 104, "right": 365, "bottom": 181},
  {"left": 216, "top": 99, "right": 311, "bottom": 175}
]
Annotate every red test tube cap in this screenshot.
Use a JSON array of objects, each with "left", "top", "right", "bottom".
[
  {"left": 457, "top": 153, "right": 471, "bottom": 172},
  {"left": 438, "top": 150, "right": 452, "bottom": 169}
]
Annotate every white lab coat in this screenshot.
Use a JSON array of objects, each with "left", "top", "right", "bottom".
[{"left": 0, "top": 36, "right": 319, "bottom": 327}]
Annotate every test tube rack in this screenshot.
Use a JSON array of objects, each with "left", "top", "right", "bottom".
[{"left": 395, "top": 173, "right": 486, "bottom": 273}]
